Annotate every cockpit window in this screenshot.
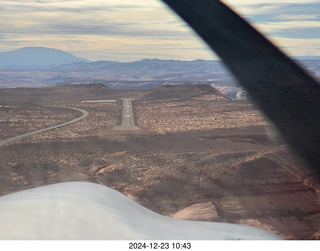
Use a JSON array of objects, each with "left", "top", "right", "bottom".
[{"left": 0, "top": 0, "right": 320, "bottom": 241}]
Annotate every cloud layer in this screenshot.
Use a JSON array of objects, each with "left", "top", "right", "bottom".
[
  {"left": 221, "top": 0, "right": 320, "bottom": 57},
  {"left": 0, "top": 0, "right": 319, "bottom": 60},
  {"left": 0, "top": 0, "right": 215, "bottom": 61}
]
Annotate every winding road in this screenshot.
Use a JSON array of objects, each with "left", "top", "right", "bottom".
[{"left": 0, "top": 106, "right": 88, "bottom": 147}]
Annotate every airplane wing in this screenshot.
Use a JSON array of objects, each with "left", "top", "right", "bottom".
[{"left": 0, "top": 182, "right": 281, "bottom": 239}]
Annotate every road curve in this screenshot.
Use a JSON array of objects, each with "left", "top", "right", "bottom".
[{"left": 0, "top": 106, "right": 89, "bottom": 147}]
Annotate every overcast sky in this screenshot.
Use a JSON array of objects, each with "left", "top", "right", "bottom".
[{"left": 0, "top": 0, "right": 319, "bottom": 61}]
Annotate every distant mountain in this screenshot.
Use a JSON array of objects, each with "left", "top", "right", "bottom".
[
  {"left": 55, "top": 58, "right": 227, "bottom": 74},
  {"left": 0, "top": 51, "right": 319, "bottom": 100},
  {"left": 0, "top": 47, "right": 90, "bottom": 68},
  {"left": 53, "top": 58, "right": 236, "bottom": 85}
]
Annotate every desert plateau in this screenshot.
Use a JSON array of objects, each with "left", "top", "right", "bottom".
[{"left": 0, "top": 82, "right": 319, "bottom": 240}]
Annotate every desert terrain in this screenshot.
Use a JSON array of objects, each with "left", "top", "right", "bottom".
[{"left": 0, "top": 83, "right": 319, "bottom": 240}]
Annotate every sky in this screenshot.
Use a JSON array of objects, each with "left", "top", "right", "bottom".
[
  {"left": 0, "top": 0, "right": 319, "bottom": 61},
  {"left": 222, "top": 0, "right": 320, "bottom": 58}
]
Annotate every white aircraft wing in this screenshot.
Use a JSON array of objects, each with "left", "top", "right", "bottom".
[{"left": 0, "top": 182, "right": 282, "bottom": 240}]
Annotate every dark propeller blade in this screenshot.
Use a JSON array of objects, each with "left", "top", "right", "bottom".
[{"left": 162, "top": 0, "right": 320, "bottom": 174}]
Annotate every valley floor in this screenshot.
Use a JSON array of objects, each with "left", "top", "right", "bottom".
[{"left": 0, "top": 83, "right": 319, "bottom": 239}]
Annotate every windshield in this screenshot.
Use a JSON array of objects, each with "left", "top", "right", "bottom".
[{"left": 0, "top": 0, "right": 320, "bottom": 241}]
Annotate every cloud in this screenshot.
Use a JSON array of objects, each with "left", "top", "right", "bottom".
[
  {"left": 221, "top": 0, "right": 320, "bottom": 17},
  {"left": 222, "top": 0, "right": 320, "bottom": 6},
  {"left": 269, "top": 36, "right": 320, "bottom": 57},
  {"left": 220, "top": 0, "right": 320, "bottom": 58},
  {"left": 0, "top": 0, "right": 185, "bottom": 38},
  {"left": 0, "top": 33, "right": 215, "bottom": 62},
  {"left": 274, "top": 14, "right": 320, "bottom": 20},
  {"left": 254, "top": 20, "right": 320, "bottom": 33},
  {"left": 0, "top": 0, "right": 217, "bottom": 61},
  {"left": 1, "top": 0, "right": 319, "bottom": 61}
]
